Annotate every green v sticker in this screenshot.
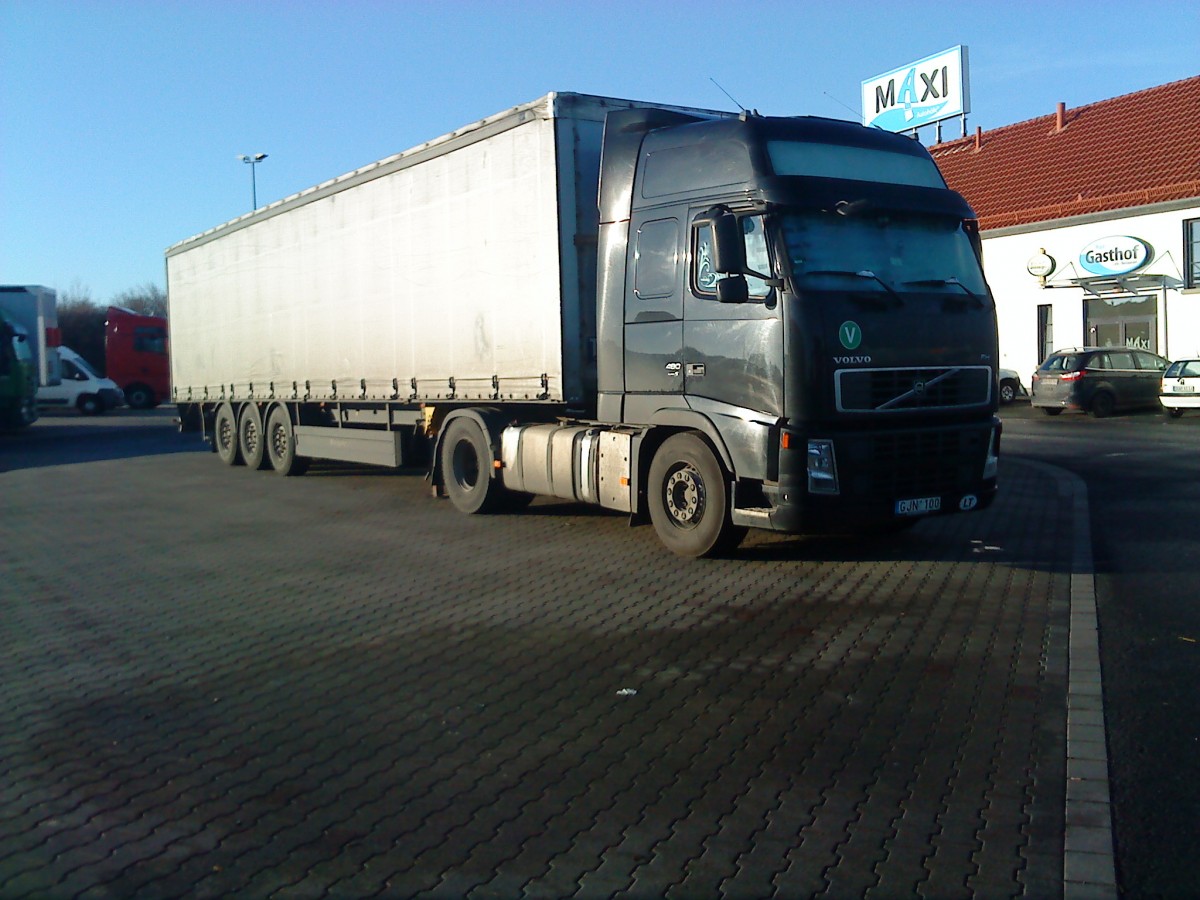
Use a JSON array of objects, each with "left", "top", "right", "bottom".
[{"left": 839, "top": 321, "right": 862, "bottom": 350}]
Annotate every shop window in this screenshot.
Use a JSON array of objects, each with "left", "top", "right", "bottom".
[{"left": 1186, "top": 218, "right": 1200, "bottom": 289}]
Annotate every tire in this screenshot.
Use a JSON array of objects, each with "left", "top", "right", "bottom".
[
  {"left": 1042, "top": 407, "right": 1063, "bottom": 417},
  {"left": 439, "top": 417, "right": 510, "bottom": 514},
  {"left": 647, "top": 432, "right": 746, "bottom": 558},
  {"left": 238, "top": 404, "right": 270, "bottom": 470},
  {"left": 214, "top": 403, "right": 243, "bottom": 465},
  {"left": 125, "top": 384, "right": 155, "bottom": 409},
  {"left": 265, "top": 405, "right": 309, "bottom": 476},
  {"left": 77, "top": 394, "right": 102, "bottom": 416},
  {"left": 1090, "top": 390, "right": 1116, "bottom": 418},
  {"left": 999, "top": 379, "right": 1017, "bottom": 404}
]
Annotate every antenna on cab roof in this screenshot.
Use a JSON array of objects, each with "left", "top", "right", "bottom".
[{"left": 709, "top": 77, "right": 746, "bottom": 113}]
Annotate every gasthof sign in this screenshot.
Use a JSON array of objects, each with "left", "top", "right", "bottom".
[
  {"left": 861, "top": 46, "right": 970, "bottom": 133},
  {"left": 1079, "top": 236, "right": 1151, "bottom": 276}
]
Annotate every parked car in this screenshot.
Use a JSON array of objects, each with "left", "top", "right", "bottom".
[
  {"left": 997, "top": 368, "right": 1027, "bottom": 404},
  {"left": 1160, "top": 358, "right": 1200, "bottom": 419},
  {"left": 37, "top": 346, "right": 124, "bottom": 415},
  {"left": 1030, "top": 346, "right": 1169, "bottom": 417}
]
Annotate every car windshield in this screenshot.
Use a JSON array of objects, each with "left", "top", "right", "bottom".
[
  {"left": 1042, "top": 354, "right": 1081, "bottom": 373},
  {"left": 1165, "top": 360, "right": 1200, "bottom": 378},
  {"left": 779, "top": 210, "right": 988, "bottom": 296},
  {"left": 69, "top": 355, "right": 101, "bottom": 378}
]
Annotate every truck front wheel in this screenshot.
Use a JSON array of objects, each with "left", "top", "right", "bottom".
[
  {"left": 125, "top": 383, "right": 156, "bottom": 409},
  {"left": 440, "top": 417, "right": 510, "bottom": 514},
  {"left": 648, "top": 433, "right": 746, "bottom": 558}
]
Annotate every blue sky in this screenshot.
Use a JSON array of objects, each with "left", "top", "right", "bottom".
[{"left": 2, "top": 0, "right": 1197, "bottom": 303}]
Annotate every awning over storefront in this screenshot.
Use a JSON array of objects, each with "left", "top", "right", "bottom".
[{"left": 1057, "top": 273, "right": 1174, "bottom": 297}]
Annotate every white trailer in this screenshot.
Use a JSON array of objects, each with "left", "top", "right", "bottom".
[{"left": 167, "top": 93, "right": 669, "bottom": 411}]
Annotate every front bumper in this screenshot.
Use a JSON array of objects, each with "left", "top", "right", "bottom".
[{"left": 751, "top": 418, "right": 999, "bottom": 534}]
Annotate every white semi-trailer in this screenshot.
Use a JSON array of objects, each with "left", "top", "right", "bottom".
[{"left": 169, "top": 92, "right": 1001, "bottom": 556}]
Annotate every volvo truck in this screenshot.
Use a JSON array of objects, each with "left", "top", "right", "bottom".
[{"left": 168, "top": 92, "right": 1000, "bottom": 557}]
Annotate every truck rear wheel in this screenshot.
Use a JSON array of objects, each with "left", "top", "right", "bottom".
[
  {"left": 648, "top": 433, "right": 746, "bottom": 558},
  {"left": 237, "top": 405, "right": 270, "bottom": 470},
  {"left": 265, "top": 405, "right": 309, "bottom": 476},
  {"left": 214, "top": 403, "right": 242, "bottom": 465},
  {"left": 440, "top": 417, "right": 510, "bottom": 514}
]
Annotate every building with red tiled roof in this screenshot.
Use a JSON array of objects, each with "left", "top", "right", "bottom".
[{"left": 928, "top": 76, "right": 1200, "bottom": 390}]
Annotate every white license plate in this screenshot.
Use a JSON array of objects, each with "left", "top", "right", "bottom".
[
  {"left": 896, "top": 496, "right": 941, "bottom": 516},
  {"left": 1171, "top": 385, "right": 1195, "bottom": 393}
]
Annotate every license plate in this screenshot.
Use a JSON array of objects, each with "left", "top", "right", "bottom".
[
  {"left": 1172, "top": 385, "right": 1195, "bottom": 393},
  {"left": 896, "top": 496, "right": 941, "bottom": 516}
]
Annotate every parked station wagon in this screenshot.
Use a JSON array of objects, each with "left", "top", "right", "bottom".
[{"left": 1030, "top": 347, "right": 1169, "bottom": 417}]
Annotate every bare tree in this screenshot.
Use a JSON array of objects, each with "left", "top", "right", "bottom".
[
  {"left": 111, "top": 282, "right": 168, "bottom": 318},
  {"left": 56, "top": 282, "right": 106, "bottom": 371}
]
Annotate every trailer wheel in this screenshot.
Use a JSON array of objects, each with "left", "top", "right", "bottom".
[
  {"left": 215, "top": 403, "right": 243, "bottom": 466},
  {"left": 237, "top": 405, "right": 270, "bottom": 470},
  {"left": 265, "top": 406, "right": 309, "bottom": 476},
  {"left": 648, "top": 433, "right": 746, "bottom": 558},
  {"left": 440, "top": 417, "right": 509, "bottom": 514}
]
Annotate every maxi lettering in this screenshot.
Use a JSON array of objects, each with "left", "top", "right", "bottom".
[{"left": 874, "top": 66, "right": 950, "bottom": 115}]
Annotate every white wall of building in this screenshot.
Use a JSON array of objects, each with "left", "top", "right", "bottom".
[{"left": 980, "top": 201, "right": 1200, "bottom": 384}]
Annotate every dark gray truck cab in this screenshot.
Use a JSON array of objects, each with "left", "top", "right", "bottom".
[{"left": 585, "top": 108, "right": 999, "bottom": 547}]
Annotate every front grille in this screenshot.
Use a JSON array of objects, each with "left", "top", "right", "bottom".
[
  {"left": 842, "top": 424, "right": 991, "bottom": 498},
  {"left": 836, "top": 366, "right": 992, "bottom": 412}
]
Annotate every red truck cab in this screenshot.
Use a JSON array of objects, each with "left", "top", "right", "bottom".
[{"left": 105, "top": 306, "right": 169, "bottom": 408}]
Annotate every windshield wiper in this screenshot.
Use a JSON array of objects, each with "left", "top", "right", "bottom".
[
  {"left": 904, "top": 277, "right": 986, "bottom": 308},
  {"left": 804, "top": 269, "right": 903, "bottom": 305}
]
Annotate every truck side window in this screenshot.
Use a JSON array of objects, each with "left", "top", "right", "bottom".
[
  {"left": 62, "top": 360, "right": 82, "bottom": 381},
  {"left": 633, "top": 218, "right": 679, "bottom": 300},
  {"left": 693, "top": 215, "right": 771, "bottom": 300},
  {"left": 134, "top": 327, "right": 167, "bottom": 354}
]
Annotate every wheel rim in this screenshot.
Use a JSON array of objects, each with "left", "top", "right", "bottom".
[
  {"left": 244, "top": 421, "right": 259, "bottom": 456},
  {"left": 664, "top": 463, "right": 706, "bottom": 528},
  {"left": 270, "top": 422, "right": 288, "bottom": 459},
  {"left": 219, "top": 418, "right": 234, "bottom": 453},
  {"left": 451, "top": 439, "right": 480, "bottom": 490}
]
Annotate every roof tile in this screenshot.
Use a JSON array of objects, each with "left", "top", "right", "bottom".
[{"left": 930, "top": 75, "right": 1200, "bottom": 230}]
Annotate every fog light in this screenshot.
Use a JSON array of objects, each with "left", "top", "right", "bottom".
[
  {"left": 983, "top": 425, "right": 999, "bottom": 480},
  {"left": 807, "top": 439, "right": 839, "bottom": 494}
]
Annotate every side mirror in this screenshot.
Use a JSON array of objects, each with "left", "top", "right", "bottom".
[
  {"left": 716, "top": 275, "right": 749, "bottom": 304},
  {"left": 709, "top": 209, "right": 746, "bottom": 274}
]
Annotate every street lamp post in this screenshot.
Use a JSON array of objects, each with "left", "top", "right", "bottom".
[{"left": 238, "top": 153, "right": 268, "bottom": 210}]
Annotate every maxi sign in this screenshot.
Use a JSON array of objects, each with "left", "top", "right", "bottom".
[{"left": 862, "top": 46, "right": 970, "bottom": 133}]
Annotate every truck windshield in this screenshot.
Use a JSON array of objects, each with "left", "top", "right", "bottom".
[{"left": 780, "top": 210, "right": 988, "bottom": 297}]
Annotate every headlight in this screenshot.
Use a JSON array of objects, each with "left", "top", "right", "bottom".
[{"left": 807, "top": 439, "right": 839, "bottom": 495}]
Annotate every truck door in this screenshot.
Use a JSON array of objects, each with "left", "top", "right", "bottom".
[
  {"left": 625, "top": 214, "right": 684, "bottom": 397},
  {"left": 684, "top": 212, "right": 783, "bottom": 416}
]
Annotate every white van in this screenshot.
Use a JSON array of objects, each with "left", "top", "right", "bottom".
[{"left": 37, "top": 346, "right": 125, "bottom": 415}]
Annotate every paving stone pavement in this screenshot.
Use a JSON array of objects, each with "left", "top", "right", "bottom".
[{"left": 0, "top": 426, "right": 1072, "bottom": 898}]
